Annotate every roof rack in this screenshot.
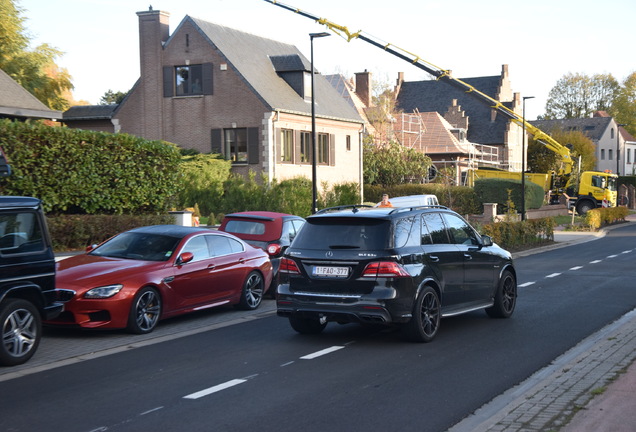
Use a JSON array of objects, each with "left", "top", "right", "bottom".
[
  {"left": 314, "top": 204, "right": 374, "bottom": 215},
  {"left": 388, "top": 205, "right": 449, "bottom": 214}
]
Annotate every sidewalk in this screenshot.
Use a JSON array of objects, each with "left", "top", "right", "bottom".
[{"left": 452, "top": 214, "right": 636, "bottom": 431}]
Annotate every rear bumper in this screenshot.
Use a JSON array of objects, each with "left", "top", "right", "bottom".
[{"left": 276, "top": 284, "right": 412, "bottom": 325}]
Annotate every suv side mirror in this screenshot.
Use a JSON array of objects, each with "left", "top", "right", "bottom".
[{"left": 481, "top": 235, "right": 493, "bottom": 247}]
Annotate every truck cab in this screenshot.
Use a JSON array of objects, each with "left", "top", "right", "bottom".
[
  {"left": 569, "top": 171, "right": 617, "bottom": 215},
  {"left": 0, "top": 195, "right": 62, "bottom": 366}
]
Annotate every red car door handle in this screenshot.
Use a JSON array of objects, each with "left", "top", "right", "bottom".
[
  {"left": 239, "top": 258, "right": 245, "bottom": 264},
  {"left": 207, "top": 264, "right": 216, "bottom": 270}
]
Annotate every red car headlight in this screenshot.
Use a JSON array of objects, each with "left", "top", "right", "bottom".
[{"left": 84, "top": 284, "right": 123, "bottom": 299}]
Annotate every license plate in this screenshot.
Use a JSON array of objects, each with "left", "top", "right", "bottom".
[{"left": 313, "top": 266, "right": 349, "bottom": 277}]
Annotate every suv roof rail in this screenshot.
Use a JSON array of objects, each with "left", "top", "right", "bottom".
[
  {"left": 314, "top": 204, "right": 374, "bottom": 215},
  {"left": 388, "top": 205, "right": 449, "bottom": 214}
]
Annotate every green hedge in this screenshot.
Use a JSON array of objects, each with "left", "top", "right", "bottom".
[
  {"left": 584, "top": 206, "right": 629, "bottom": 230},
  {"left": 47, "top": 213, "right": 175, "bottom": 251},
  {"left": 474, "top": 178, "right": 544, "bottom": 213},
  {"left": 364, "top": 183, "right": 481, "bottom": 215},
  {"left": 0, "top": 120, "right": 181, "bottom": 214},
  {"left": 481, "top": 217, "right": 556, "bottom": 251}
]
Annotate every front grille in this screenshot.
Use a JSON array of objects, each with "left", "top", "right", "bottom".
[{"left": 55, "top": 289, "right": 76, "bottom": 302}]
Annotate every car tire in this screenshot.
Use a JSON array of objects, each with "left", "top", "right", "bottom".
[
  {"left": 289, "top": 315, "right": 327, "bottom": 334},
  {"left": 402, "top": 286, "right": 441, "bottom": 343},
  {"left": 0, "top": 299, "right": 41, "bottom": 366},
  {"left": 486, "top": 270, "right": 517, "bottom": 318},
  {"left": 127, "top": 287, "right": 162, "bottom": 334},
  {"left": 236, "top": 271, "right": 264, "bottom": 310}
]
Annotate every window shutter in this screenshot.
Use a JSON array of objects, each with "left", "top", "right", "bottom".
[
  {"left": 275, "top": 128, "right": 281, "bottom": 163},
  {"left": 248, "top": 127, "right": 260, "bottom": 164},
  {"left": 211, "top": 129, "right": 223, "bottom": 155},
  {"left": 163, "top": 66, "right": 174, "bottom": 97},
  {"left": 202, "top": 63, "right": 213, "bottom": 95},
  {"left": 329, "top": 134, "right": 336, "bottom": 166},
  {"left": 294, "top": 130, "right": 301, "bottom": 164}
]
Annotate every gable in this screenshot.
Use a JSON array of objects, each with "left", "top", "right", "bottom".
[{"left": 0, "top": 69, "right": 62, "bottom": 120}]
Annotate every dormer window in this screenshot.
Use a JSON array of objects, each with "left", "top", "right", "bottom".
[{"left": 270, "top": 55, "right": 311, "bottom": 99}]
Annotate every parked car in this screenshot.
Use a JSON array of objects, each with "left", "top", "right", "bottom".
[
  {"left": 219, "top": 211, "right": 305, "bottom": 291},
  {"left": 277, "top": 205, "right": 516, "bottom": 342},
  {"left": 374, "top": 194, "right": 439, "bottom": 208},
  {"left": 0, "top": 196, "right": 63, "bottom": 366},
  {"left": 47, "top": 225, "right": 272, "bottom": 334}
]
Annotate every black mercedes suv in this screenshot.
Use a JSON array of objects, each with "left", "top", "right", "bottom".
[{"left": 276, "top": 205, "right": 517, "bottom": 342}]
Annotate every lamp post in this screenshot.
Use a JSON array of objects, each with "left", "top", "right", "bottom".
[
  {"left": 310, "top": 32, "right": 330, "bottom": 214},
  {"left": 617, "top": 123, "right": 627, "bottom": 175},
  {"left": 521, "top": 96, "right": 534, "bottom": 221}
]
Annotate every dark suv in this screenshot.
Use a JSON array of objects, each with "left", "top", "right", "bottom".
[
  {"left": 0, "top": 196, "right": 63, "bottom": 366},
  {"left": 277, "top": 205, "right": 516, "bottom": 342}
]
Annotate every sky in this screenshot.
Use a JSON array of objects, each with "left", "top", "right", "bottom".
[{"left": 19, "top": 0, "right": 635, "bottom": 120}]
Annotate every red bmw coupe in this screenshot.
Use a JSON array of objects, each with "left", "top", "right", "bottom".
[{"left": 47, "top": 225, "right": 272, "bottom": 334}]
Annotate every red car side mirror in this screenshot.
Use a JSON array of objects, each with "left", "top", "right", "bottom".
[{"left": 177, "top": 251, "right": 194, "bottom": 265}]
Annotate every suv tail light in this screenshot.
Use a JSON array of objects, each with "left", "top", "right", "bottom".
[
  {"left": 279, "top": 257, "right": 301, "bottom": 274},
  {"left": 362, "top": 261, "right": 410, "bottom": 278},
  {"left": 267, "top": 243, "right": 282, "bottom": 256}
]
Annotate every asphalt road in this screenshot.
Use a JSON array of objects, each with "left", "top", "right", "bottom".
[{"left": 1, "top": 223, "right": 634, "bottom": 432}]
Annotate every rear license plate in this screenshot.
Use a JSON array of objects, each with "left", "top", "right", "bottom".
[{"left": 313, "top": 266, "right": 349, "bottom": 277}]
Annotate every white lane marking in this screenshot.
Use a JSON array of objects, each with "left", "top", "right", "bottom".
[
  {"left": 280, "top": 361, "right": 295, "bottom": 367},
  {"left": 590, "top": 260, "right": 602, "bottom": 264},
  {"left": 300, "top": 346, "right": 345, "bottom": 360},
  {"left": 607, "top": 255, "right": 618, "bottom": 259},
  {"left": 622, "top": 250, "right": 632, "bottom": 254},
  {"left": 570, "top": 266, "right": 583, "bottom": 271},
  {"left": 546, "top": 273, "right": 561, "bottom": 278},
  {"left": 140, "top": 407, "right": 164, "bottom": 416},
  {"left": 519, "top": 282, "right": 535, "bottom": 288},
  {"left": 183, "top": 378, "right": 247, "bottom": 400}
]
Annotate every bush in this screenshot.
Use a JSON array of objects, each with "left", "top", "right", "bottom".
[
  {"left": 0, "top": 120, "right": 181, "bottom": 214},
  {"left": 474, "top": 178, "right": 544, "bottom": 213},
  {"left": 584, "top": 206, "right": 629, "bottom": 230},
  {"left": 364, "top": 183, "right": 481, "bottom": 215},
  {"left": 47, "top": 213, "right": 175, "bottom": 251},
  {"left": 481, "top": 217, "right": 556, "bottom": 251},
  {"left": 176, "top": 154, "right": 231, "bottom": 216}
]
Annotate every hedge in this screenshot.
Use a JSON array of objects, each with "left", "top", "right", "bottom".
[
  {"left": 0, "top": 120, "right": 181, "bottom": 214},
  {"left": 584, "top": 206, "right": 629, "bottom": 230}
]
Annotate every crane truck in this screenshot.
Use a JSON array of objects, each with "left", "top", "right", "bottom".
[{"left": 263, "top": 0, "right": 618, "bottom": 215}]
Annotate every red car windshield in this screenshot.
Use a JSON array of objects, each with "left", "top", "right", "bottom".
[{"left": 90, "top": 232, "right": 181, "bottom": 261}]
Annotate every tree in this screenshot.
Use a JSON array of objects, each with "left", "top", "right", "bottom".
[
  {"left": 543, "top": 73, "right": 620, "bottom": 119},
  {"left": 527, "top": 129, "right": 596, "bottom": 174},
  {"left": 0, "top": 0, "right": 73, "bottom": 110},
  {"left": 610, "top": 72, "right": 636, "bottom": 137},
  {"left": 100, "top": 89, "right": 128, "bottom": 105},
  {"left": 363, "top": 140, "right": 432, "bottom": 186}
]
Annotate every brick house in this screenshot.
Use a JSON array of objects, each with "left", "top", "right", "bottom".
[
  {"left": 394, "top": 65, "right": 525, "bottom": 173},
  {"left": 64, "top": 9, "right": 364, "bottom": 190}
]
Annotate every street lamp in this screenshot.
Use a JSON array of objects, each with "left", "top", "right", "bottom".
[
  {"left": 521, "top": 96, "right": 534, "bottom": 221},
  {"left": 616, "top": 123, "right": 627, "bottom": 175},
  {"left": 310, "top": 32, "right": 330, "bottom": 214}
]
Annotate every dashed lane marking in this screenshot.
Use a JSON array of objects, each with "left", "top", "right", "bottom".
[
  {"left": 183, "top": 378, "right": 247, "bottom": 400},
  {"left": 546, "top": 273, "right": 561, "bottom": 278},
  {"left": 300, "top": 346, "right": 345, "bottom": 360},
  {"left": 519, "top": 282, "right": 535, "bottom": 288},
  {"left": 570, "top": 266, "right": 583, "bottom": 271}
]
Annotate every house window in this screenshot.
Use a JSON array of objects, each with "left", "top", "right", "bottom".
[
  {"left": 281, "top": 129, "right": 293, "bottom": 162},
  {"left": 628, "top": 149, "right": 632, "bottom": 164},
  {"left": 611, "top": 128, "right": 615, "bottom": 139},
  {"left": 609, "top": 149, "right": 613, "bottom": 161},
  {"left": 224, "top": 128, "right": 248, "bottom": 163},
  {"left": 601, "top": 149, "right": 605, "bottom": 160},
  {"left": 346, "top": 135, "right": 351, "bottom": 151},
  {"left": 175, "top": 65, "right": 203, "bottom": 96},
  {"left": 317, "top": 133, "right": 329, "bottom": 164},
  {"left": 300, "top": 131, "right": 312, "bottom": 163}
]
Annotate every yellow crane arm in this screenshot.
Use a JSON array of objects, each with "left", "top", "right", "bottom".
[{"left": 264, "top": 0, "right": 573, "bottom": 175}]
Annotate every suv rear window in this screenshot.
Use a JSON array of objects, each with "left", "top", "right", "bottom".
[{"left": 292, "top": 218, "right": 389, "bottom": 250}]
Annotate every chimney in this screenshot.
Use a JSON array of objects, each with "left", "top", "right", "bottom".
[
  {"left": 355, "top": 70, "right": 372, "bottom": 108},
  {"left": 136, "top": 8, "right": 170, "bottom": 140}
]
